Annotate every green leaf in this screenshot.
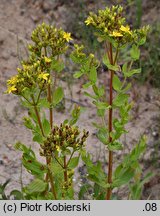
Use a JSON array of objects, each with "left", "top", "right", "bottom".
[
  {"left": 51, "top": 59, "right": 65, "bottom": 73},
  {"left": 69, "top": 105, "right": 80, "bottom": 125},
  {"left": 68, "top": 156, "right": 79, "bottom": 169},
  {"left": 0, "top": 179, "right": 10, "bottom": 200},
  {"left": 122, "top": 83, "right": 131, "bottom": 92},
  {"left": 33, "top": 133, "right": 43, "bottom": 144},
  {"left": 138, "top": 36, "right": 146, "bottom": 45},
  {"left": 15, "top": 142, "right": 47, "bottom": 178},
  {"left": 62, "top": 149, "right": 71, "bottom": 156},
  {"left": 128, "top": 136, "right": 146, "bottom": 162},
  {"left": 92, "top": 85, "right": 99, "bottom": 96},
  {"left": 87, "top": 162, "right": 109, "bottom": 188},
  {"left": 0, "top": 179, "right": 10, "bottom": 192},
  {"left": 22, "top": 153, "right": 47, "bottom": 178},
  {"left": 103, "top": 55, "right": 119, "bottom": 71},
  {"left": 20, "top": 98, "right": 32, "bottom": 108},
  {"left": 114, "top": 164, "right": 123, "bottom": 179},
  {"left": 97, "top": 129, "right": 108, "bottom": 145},
  {"left": 10, "top": 190, "right": 23, "bottom": 200},
  {"left": 78, "top": 184, "right": 91, "bottom": 200},
  {"left": 139, "top": 172, "right": 153, "bottom": 188},
  {"left": 38, "top": 98, "right": 50, "bottom": 108},
  {"left": 53, "top": 87, "right": 64, "bottom": 106},
  {"left": 84, "top": 91, "right": 98, "bottom": 100},
  {"left": 14, "top": 142, "right": 32, "bottom": 154},
  {"left": 42, "top": 118, "right": 50, "bottom": 136},
  {"left": 125, "top": 68, "right": 141, "bottom": 77},
  {"left": 92, "top": 85, "right": 105, "bottom": 97},
  {"left": 25, "top": 179, "right": 47, "bottom": 194},
  {"left": 122, "top": 63, "right": 128, "bottom": 74},
  {"left": 113, "top": 167, "right": 135, "bottom": 187},
  {"left": 63, "top": 119, "right": 69, "bottom": 124},
  {"left": 113, "top": 93, "right": 129, "bottom": 107},
  {"left": 93, "top": 101, "right": 110, "bottom": 110},
  {"left": 97, "top": 109, "right": 105, "bottom": 117},
  {"left": 73, "top": 71, "right": 84, "bottom": 78},
  {"left": 23, "top": 117, "right": 34, "bottom": 130},
  {"left": 98, "top": 86, "right": 105, "bottom": 97},
  {"left": 113, "top": 75, "right": 122, "bottom": 91},
  {"left": 89, "top": 67, "right": 97, "bottom": 83},
  {"left": 28, "top": 108, "right": 38, "bottom": 124},
  {"left": 82, "top": 82, "right": 92, "bottom": 89},
  {"left": 130, "top": 44, "right": 140, "bottom": 60},
  {"left": 81, "top": 150, "right": 93, "bottom": 167},
  {"left": 108, "top": 142, "right": 123, "bottom": 151},
  {"left": 93, "top": 183, "right": 106, "bottom": 200},
  {"left": 129, "top": 183, "right": 142, "bottom": 200}
]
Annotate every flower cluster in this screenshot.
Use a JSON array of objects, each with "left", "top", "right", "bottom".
[
  {"left": 40, "top": 124, "right": 89, "bottom": 157},
  {"left": 6, "top": 56, "right": 51, "bottom": 94},
  {"left": 85, "top": 5, "right": 149, "bottom": 45},
  {"left": 6, "top": 23, "right": 73, "bottom": 95},
  {"left": 29, "top": 22, "right": 73, "bottom": 57}
]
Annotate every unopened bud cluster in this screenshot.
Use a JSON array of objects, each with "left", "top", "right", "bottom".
[
  {"left": 71, "top": 44, "right": 99, "bottom": 67},
  {"left": 40, "top": 124, "right": 89, "bottom": 156},
  {"left": 30, "top": 22, "right": 72, "bottom": 57},
  {"left": 85, "top": 5, "right": 149, "bottom": 45},
  {"left": 6, "top": 56, "right": 51, "bottom": 94},
  {"left": 6, "top": 22, "right": 73, "bottom": 95}
]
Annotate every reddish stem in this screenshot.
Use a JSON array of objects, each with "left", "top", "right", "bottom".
[{"left": 106, "top": 43, "right": 114, "bottom": 200}]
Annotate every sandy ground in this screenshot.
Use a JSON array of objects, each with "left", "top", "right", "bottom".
[{"left": 0, "top": 0, "right": 160, "bottom": 199}]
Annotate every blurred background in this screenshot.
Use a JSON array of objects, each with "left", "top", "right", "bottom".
[{"left": 0, "top": 0, "right": 160, "bottom": 199}]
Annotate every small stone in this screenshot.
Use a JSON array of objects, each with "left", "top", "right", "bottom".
[
  {"left": 0, "top": 159, "right": 4, "bottom": 165},
  {"left": 30, "top": 15, "right": 39, "bottom": 23}
]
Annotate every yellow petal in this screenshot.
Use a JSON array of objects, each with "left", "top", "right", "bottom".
[
  {"left": 63, "top": 32, "right": 73, "bottom": 42},
  {"left": 120, "top": 25, "right": 131, "bottom": 34},
  {"left": 7, "top": 86, "right": 17, "bottom": 94},
  {"left": 85, "top": 16, "right": 93, "bottom": 26},
  {"left": 110, "top": 31, "right": 123, "bottom": 37},
  {"left": 38, "top": 73, "right": 49, "bottom": 81},
  {"left": 44, "top": 56, "right": 52, "bottom": 63}
]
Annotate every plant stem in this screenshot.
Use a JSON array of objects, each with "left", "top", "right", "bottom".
[
  {"left": 44, "top": 46, "right": 53, "bottom": 129},
  {"left": 54, "top": 156, "right": 64, "bottom": 169},
  {"left": 31, "top": 95, "right": 45, "bottom": 137},
  {"left": 48, "top": 83, "right": 53, "bottom": 129},
  {"left": 32, "top": 95, "right": 57, "bottom": 199},
  {"left": 66, "top": 150, "right": 75, "bottom": 167},
  {"left": 44, "top": 48, "right": 56, "bottom": 198},
  {"left": 106, "top": 43, "right": 114, "bottom": 200},
  {"left": 63, "top": 156, "right": 68, "bottom": 184},
  {"left": 61, "top": 155, "right": 68, "bottom": 199}
]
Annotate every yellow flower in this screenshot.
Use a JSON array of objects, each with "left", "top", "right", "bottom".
[
  {"left": 7, "top": 76, "right": 18, "bottom": 85},
  {"left": 89, "top": 53, "right": 95, "bottom": 58},
  {"left": 120, "top": 25, "right": 132, "bottom": 34},
  {"left": 63, "top": 32, "right": 73, "bottom": 42},
  {"left": 44, "top": 56, "right": 52, "bottom": 63},
  {"left": 7, "top": 85, "right": 17, "bottom": 94},
  {"left": 110, "top": 31, "right": 123, "bottom": 37},
  {"left": 56, "top": 145, "right": 60, "bottom": 152},
  {"left": 23, "top": 64, "right": 29, "bottom": 70},
  {"left": 85, "top": 17, "right": 93, "bottom": 25},
  {"left": 38, "top": 73, "right": 49, "bottom": 81}
]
